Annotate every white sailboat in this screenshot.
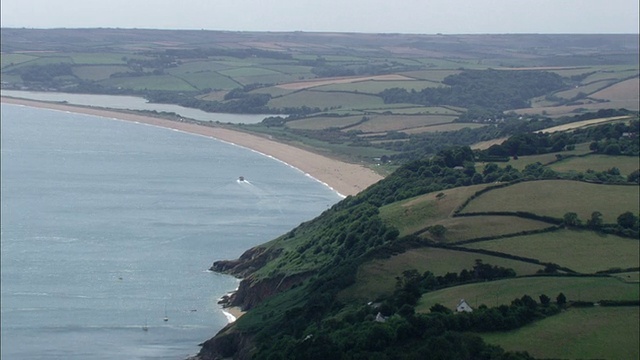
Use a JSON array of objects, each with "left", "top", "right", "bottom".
[{"left": 163, "top": 304, "right": 169, "bottom": 322}]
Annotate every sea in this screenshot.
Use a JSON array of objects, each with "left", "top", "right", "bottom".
[{"left": 0, "top": 104, "right": 343, "bottom": 359}]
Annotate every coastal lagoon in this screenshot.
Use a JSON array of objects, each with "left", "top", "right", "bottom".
[
  {"left": 0, "top": 90, "right": 272, "bottom": 124},
  {"left": 0, "top": 104, "right": 342, "bottom": 359}
]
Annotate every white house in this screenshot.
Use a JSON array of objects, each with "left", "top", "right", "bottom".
[{"left": 456, "top": 299, "right": 473, "bottom": 313}]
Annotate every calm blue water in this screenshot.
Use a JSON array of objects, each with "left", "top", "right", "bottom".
[{"left": 0, "top": 104, "right": 342, "bottom": 359}]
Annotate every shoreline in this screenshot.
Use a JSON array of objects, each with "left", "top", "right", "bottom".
[{"left": 1, "top": 96, "right": 383, "bottom": 197}]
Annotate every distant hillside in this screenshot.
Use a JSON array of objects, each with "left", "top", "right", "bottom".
[
  {"left": 197, "top": 117, "right": 639, "bottom": 360},
  {"left": 2, "top": 29, "right": 638, "bottom": 167}
]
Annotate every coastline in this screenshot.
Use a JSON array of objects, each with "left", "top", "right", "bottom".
[{"left": 1, "top": 96, "right": 383, "bottom": 197}]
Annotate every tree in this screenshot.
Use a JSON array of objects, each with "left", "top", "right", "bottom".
[
  {"left": 429, "top": 225, "right": 447, "bottom": 238},
  {"left": 563, "top": 212, "right": 581, "bottom": 227},
  {"left": 539, "top": 294, "right": 551, "bottom": 306},
  {"left": 586, "top": 211, "right": 603, "bottom": 229},
  {"left": 617, "top": 212, "right": 639, "bottom": 229},
  {"left": 556, "top": 293, "right": 567, "bottom": 306},
  {"left": 430, "top": 303, "right": 452, "bottom": 314}
]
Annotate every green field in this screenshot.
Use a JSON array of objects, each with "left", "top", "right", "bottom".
[
  {"left": 430, "top": 215, "right": 554, "bottom": 243},
  {"left": 339, "top": 247, "right": 545, "bottom": 302},
  {"left": 312, "top": 80, "right": 441, "bottom": 94},
  {"left": 549, "top": 154, "right": 640, "bottom": 176},
  {"left": 72, "top": 65, "right": 129, "bottom": 80},
  {"left": 285, "top": 116, "right": 365, "bottom": 130},
  {"left": 347, "top": 114, "right": 457, "bottom": 133},
  {"left": 464, "top": 229, "right": 640, "bottom": 273},
  {"left": 500, "top": 142, "right": 593, "bottom": 170},
  {"left": 267, "top": 90, "right": 384, "bottom": 110},
  {"left": 99, "top": 74, "right": 198, "bottom": 91},
  {"left": 460, "top": 180, "right": 640, "bottom": 222},
  {"left": 416, "top": 276, "right": 639, "bottom": 312},
  {"left": 174, "top": 72, "right": 241, "bottom": 90},
  {"left": 380, "top": 184, "right": 490, "bottom": 236},
  {"left": 482, "top": 306, "right": 640, "bottom": 360}
]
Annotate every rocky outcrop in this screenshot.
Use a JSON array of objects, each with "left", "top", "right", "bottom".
[
  {"left": 194, "top": 246, "right": 316, "bottom": 359},
  {"left": 228, "top": 271, "right": 312, "bottom": 310},
  {"left": 190, "top": 325, "right": 255, "bottom": 360},
  {"left": 210, "top": 246, "right": 282, "bottom": 278}
]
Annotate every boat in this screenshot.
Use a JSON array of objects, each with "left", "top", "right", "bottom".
[
  {"left": 164, "top": 304, "right": 169, "bottom": 322},
  {"left": 142, "top": 319, "right": 148, "bottom": 331},
  {"left": 238, "top": 176, "right": 245, "bottom": 182}
]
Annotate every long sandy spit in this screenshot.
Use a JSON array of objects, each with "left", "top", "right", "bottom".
[{"left": 1, "top": 97, "right": 383, "bottom": 197}]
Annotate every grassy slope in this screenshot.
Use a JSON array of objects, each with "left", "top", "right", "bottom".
[
  {"left": 481, "top": 306, "right": 640, "bottom": 360},
  {"left": 459, "top": 180, "right": 640, "bottom": 223}
]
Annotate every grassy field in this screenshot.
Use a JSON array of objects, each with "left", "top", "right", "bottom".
[
  {"left": 460, "top": 180, "right": 640, "bottom": 222},
  {"left": 496, "top": 142, "right": 593, "bottom": 170},
  {"left": 552, "top": 80, "right": 618, "bottom": 99},
  {"left": 98, "top": 74, "right": 198, "bottom": 91},
  {"left": 549, "top": 154, "right": 640, "bottom": 176},
  {"left": 267, "top": 90, "right": 384, "bottom": 111},
  {"left": 482, "top": 306, "right": 640, "bottom": 360},
  {"left": 347, "top": 114, "right": 457, "bottom": 133},
  {"left": 401, "top": 122, "right": 485, "bottom": 134},
  {"left": 380, "top": 184, "right": 490, "bottom": 236},
  {"left": 416, "top": 276, "right": 640, "bottom": 311},
  {"left": 285, "top": 115, "right": 365, "bottom": 130},
  {"left": 311, "top": 80, "right": 441, "bottom": 94},
  {"left": 71, "top": 65, "right": 129, "bottom": 80},
  {"left": 339, "top": 247, "right": 546, "bottom": 302},
  {"left": 429, "top": 215, "right": 554, "bottom": 243},
  {"left": 464, "top": 229, "right": 640, "bottom": 273}
]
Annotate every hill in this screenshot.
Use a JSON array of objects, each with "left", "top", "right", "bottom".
[
  {"left": 197, "top": 118, "right": 639, "bottom": 359},
  {"left": 2, "top": 29, "right": 638, "bottom": 168},
  {"left": 2, "top": 29, "right": 638, "bottom": 359}
]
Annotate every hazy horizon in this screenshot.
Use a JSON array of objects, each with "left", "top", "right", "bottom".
[{"left": 1, "top": 0, "right": 638, "bottom": 35}]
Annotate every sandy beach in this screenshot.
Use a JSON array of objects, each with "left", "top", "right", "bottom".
[{"left": 1, "top": 97, "right": 383, "bottom": 196}]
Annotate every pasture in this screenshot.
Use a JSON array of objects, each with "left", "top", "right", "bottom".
[
  {"left": 285, "top": 116, "right": 365, "bottom": 130},
  {"left": 98, "top": 74, "right": 198, "bottom": 91},
  {"left": 266, "top": 90, "right": 384, "bottom": 110},
  {"left": 401, "top": 122, "right": 485, "bottom": 135},
  {"left": 549, "top": 154, "right": 640, "bottom": 176},
  {"left": 459, "top": 180, "right": 640, "bottom": 223},
  {"left": 495, "top": 142, "right": 592, "bottom": 170},
  {"left": 429, "top": 215, "right": 554, "bottom": 243},
  {"left": 415, "top": 276, "right": 639, "bottom": 311},
  {"left": 346, "top": 114, "right": 457, "bottom": 133},
  {"left": 482, "top": 306, "right": 640, "bottom": 360},
  {"left": 311, "top": 80, "right": 440, "bottom": 94},
  {"left": 464, "top": 229, "right": 640, "bottom": 273},
  {"left": 380, "top": 184, "right": 490, "bottom": 236},
  {"left": 339, "top": 247, "right": 546, "bottom": 302},
  {"left": 72, "top": 65, "right": 130, "bottom": 81}
]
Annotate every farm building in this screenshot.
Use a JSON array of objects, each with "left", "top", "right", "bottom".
[{"left": 456, "top": 299, "right": 473, "bottom": 313}]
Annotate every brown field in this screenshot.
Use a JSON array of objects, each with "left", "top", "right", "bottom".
[
  {"left": 515, "top": 100, "right": 640, "bottom": 117},
  {"left": 276, "top": 74, "right": 414, "bottom": 90},
  {"left": 591, "top": 77, "right": 640, "bottom": 101},
  {"left": 535, "top": 116, "right": 632, "bottom": 133},
  {"left": 470, "top": 137, "right": 509, "bottom": 150}
]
